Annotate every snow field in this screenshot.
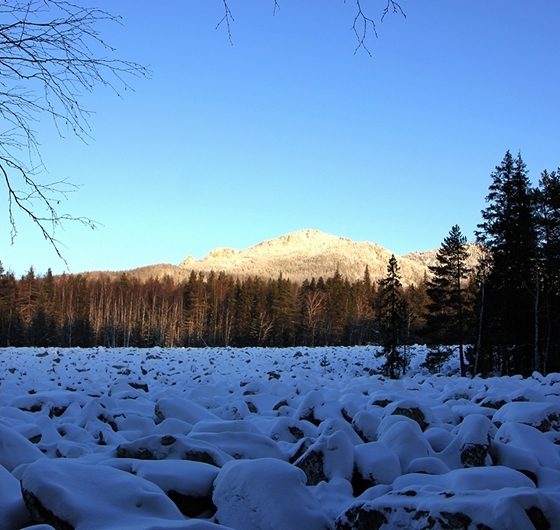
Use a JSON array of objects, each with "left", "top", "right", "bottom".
[{"left": 0, "top": 346, "right": 559, "bottom": 529}]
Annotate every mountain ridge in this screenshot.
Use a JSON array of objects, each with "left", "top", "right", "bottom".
[
  {"left": 178, "top": 229, "right": 424, "bottom": 285},
  {"left": 91, "top": 229, "right": 478, "bottom": 286}
]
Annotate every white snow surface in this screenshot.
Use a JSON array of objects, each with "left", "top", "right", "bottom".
[{"left": 0, "top": 345, "right": 559, "bottom": 529}]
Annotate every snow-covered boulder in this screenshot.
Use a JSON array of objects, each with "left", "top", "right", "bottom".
[
  {"left": 493, "top": 402, "right": 560, "bottom": 432},
  {"left": 378, "top": 420, "right": 432, "bottom": 470},
  {"left": 352, "top": 441, "right": 401, "bottom": 496},
  {"left": 438, "top": 414, "right": 494, "bottom": 469},
  {"left": 294, "top": 431, "right": 355, "bottom": 485},
  {"left": 495, "top": 421, "right": 560, "bottom": 469},
  {"left": 384, "top": 399, "right": 431, "bottom": 431},
  {"left": 20, "top": 459, "right": 189, "bottom": 529},
  {"left": 405, "top": 456, "right": 450, "bottom": 475},
  {"left": 267, "top": 416, "right": 318, "bottom": 443},
  {"left": 0, "top": 423, "right": 44, "bottom": 472},
  {"left": 107, "top": 458, "right": 219, "bottom": 517},
  {"left": 213, "top": 458, "right": 332, "bottom": 530},
  {"left": 187, "top": 430, "right": 286, "bottom": 460},
  {"left": 337, "top": 467, "right": 560, "bottom": 530},
  {"left": 351, "top": 410, "right": 380, "bottom": 442},
  {"left": 116, "top": 434, "right": 233, "bottom": 467},
  {"left": 0, "top": 463, "right": 30, "bottom": 530},
  {"left": 155, "top": 398, "right": 218, "bottom": 425}
]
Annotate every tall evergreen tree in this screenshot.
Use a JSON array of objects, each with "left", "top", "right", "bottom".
[
  {"left": 0, "top": 263, "right": 18, "bottom": 346},
  {"left": 425, "top": 225, "right": 471, "bottom": 376},
  {"left": 403, "top": 279, "right": 429, "bottom": 344},
  {"left": 535, "top": 169, "right": 560, "bottom": 371},
  {"left": 377, "top": 254, "right": 408, "bottom": 378},
  {"left": 476, "top": 151, "right": 538, "bottom": 374}
]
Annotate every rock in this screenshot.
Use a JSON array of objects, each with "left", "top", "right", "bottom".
[
  {"left": 405, "top": 456, "right": 450, "bottom": 475},
  {"left": 166, "top": 489, "right": 215, "bottom": 518},
  {"left": 295, "top": 431, "right": 354, "bottom": 485},
  {"left": 335, "top": 502, "right": 387, "bottom": 530},
  {"left": 460, "top": 443, "right": 489, "bottom": 468},
  {"left": 526, "top": 506, "right": 551, "bottom": 530},
  {"left": 378, "top": 421, "right": 432, "bottom": 470},
  {"left": 495, "top": 422, "right": 560, "bottom": 470},
  {"left": 21, "top": 490, "right": 74, "bottom": 530},
  {"left": 155, "top": 397, "right": 218, "bottom": 425},
  {"left": 187, "top": 430, "right": 286, "bottom": 460},
  {"left": 268, "top": 417, "right": 317, "bottom": 443},
  {"left": 336, "top": 479, "right": 557, "bottom": 530},
  {"left": 390, "top": 405, "right": 428, "bottom": 431},
  {"left": 20, "top": 459, "right": 187, "bottom": 529},
  {"left": 107, "top": 458, "right": 220, "bottom": 518},
  {"left": 351, "top": 411, "right": 380, "bottom": 443},
  {"left": 213, "top": 458, "right": 331, "bottom": 530},
  {"left": 116, "top": 434, "right": 232, "bottom": 467},
  {"left": 490, "top": 440, "right": 540, "bottom": 485},
  {"left": 0, "top": 463, "right": 30, "bottom": 530},
  {"left": 493, "top": 402, "right": 560, "bottom": 432},
  {"left": 457, "top": 415, "right": 494, "bottom": 468},
  {"left": 295, "top": 446, "right": 327, "bottom": 486},
  {"left": 352, "top": 442, "right": 401, "bottom": 495},
  {"left": 0, "top": 423, "right": 45, "bottom": 472}
]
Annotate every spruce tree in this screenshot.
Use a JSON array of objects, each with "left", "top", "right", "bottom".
[
  {"left": 0, "top": 263, "right": 18, "bottom": 346},
  {"left": 476, "top": 151, "right": 538, "bottom": 374},
  {"left": 535, "top": 169, "right": 560, "bottom": 371},
  {"left": 377, "top": 255, "right": 408, "bottom": 378},
  {"left": 425, "top": 225, "right": 470, "bottom": 376}
]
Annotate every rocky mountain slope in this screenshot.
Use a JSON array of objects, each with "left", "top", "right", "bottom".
[
  {"left": 92, "top": 229, "right": 479, "bottom": 286},
  {"left": 179, "top": 229, "right": 431, "bottom": 285}
]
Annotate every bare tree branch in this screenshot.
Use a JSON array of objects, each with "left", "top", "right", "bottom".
[
  {"left": 350, "top": 0, "right": 406, "bottom": 55},
  {"left": 0, "top": 154, "right": 96, "bottom": 264},
  {"left": 381, "top": 0, "right": 405, "bottom": 22},
  {"left": 0, "top": 0, "right": 148, "bottom": 262},
  {"left": 216, "top": 1, "right": 406, "bottom": 53},
  {"left": 351, "top": 0, "right": 378, "bottom": 56},
  {"left": 216, "top": 0, "right": 234, "bottom": 45}
]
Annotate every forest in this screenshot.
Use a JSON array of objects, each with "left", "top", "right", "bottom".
[{"left": 1, "top": 151, "right": 559, "bottom": 377}]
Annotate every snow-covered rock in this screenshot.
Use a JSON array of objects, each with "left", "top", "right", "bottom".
[
  {"left": 0, "top": 423, "right": 44, "bottom": 472},
  {"left": 20, "top": 458, "right": 188, "bottom": 529},
  {"left": 1, "top": 346, "right": 560, "bottom": 529},
  {"left": 0, "top": 463, "right": 29, "bottom": 529},
  {"left": 213, "top": 458, "right": 332, "bottom": 530}
]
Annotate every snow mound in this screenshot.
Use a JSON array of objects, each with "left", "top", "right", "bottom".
[{"left": 213, "top": 458, "right": 332, "bottom": 530}]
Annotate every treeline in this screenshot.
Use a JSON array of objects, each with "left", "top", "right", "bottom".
[
  {"left": 0, "top": 265, "right": 434, "bottom": 350},
  {"left": 1, "top": 151, "right": 559, "bottom": 377}
]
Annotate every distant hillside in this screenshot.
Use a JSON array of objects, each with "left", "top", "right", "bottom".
[
  {"left": 176, "top": 229, "right": 426, "bottom": 285},
  {"left": 83, "top": 229, "right": 480, "bottom": 286},
  {"left": 404, "top": 245, "right": 482, "bottom": 274}
]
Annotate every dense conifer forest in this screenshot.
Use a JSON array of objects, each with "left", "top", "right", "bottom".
[{"left": 1, "top": 151, "right": 559, "bottom": 376}]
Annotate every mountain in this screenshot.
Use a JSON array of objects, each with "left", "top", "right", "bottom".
[
  {"left": 403, "top": 246, "right": 483, "bottom": 274},
  {"left": 173, "top": 228, "right": 479, "bottom": 285},
  {"left": 91, "top": 229, "right": 479, "bottom": 286},
  {"left": 177, "top": 229, "right": 424, "bottom": 285}
]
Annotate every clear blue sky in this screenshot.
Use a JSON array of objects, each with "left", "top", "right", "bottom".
[{"left": 1, "top": 0, "right": 559, "bottom": 276}]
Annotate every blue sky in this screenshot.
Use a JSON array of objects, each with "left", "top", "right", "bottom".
[{"left": 1, "top": 0, "right": 559, "bottom": 276}]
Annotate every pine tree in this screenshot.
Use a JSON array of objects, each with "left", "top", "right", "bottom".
[
  {"left": 403, "top": 279, "right": 429, "bottom": 344},
  {"left": 535, "top": 169, "right": 560, "bottom": 371},
  {"left": 425, "top": 225, "right": 471, "bottom": 376},
  {"left": 377, "top": 255, "right": 408, "bottom": 378},
  {"left": 0, "top": 263, "right": 18, "bottom": 346},
  {"left": 476, "top": 151, "right": 538, "bottom": 374},
  {"left": 324, "top": 269, "right": 349, "bottom": 345}
]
